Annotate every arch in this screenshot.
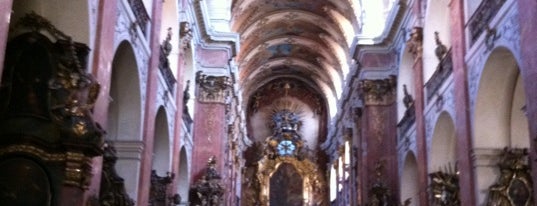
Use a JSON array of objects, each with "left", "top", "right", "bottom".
[
  {"left": 107, "top": 41, "right": 143, "bottom": 199},
  {"left": 153, "top": 107, "right": 171, "bottom": 174},
  {"left": 401, "top": 152, "right": 419, "bottom": 206},
  {"left": 422, "top": 0, "right": 451, "bottom": 82},
  {"left": 473, "top": 47, "right": 528, "bottom": 204},
  {"left": 474, "top": 47, "right": 527, "bottom": 148},
  {"left": 429, "top": 111, "right": 456, "bottom": 172},
  {"left": 397, "top": 47, "right": 415, "bottom": 121},
  {"left": 177, "top": 147, "right": 190, "bottom": 205},
  {"left": 108, "top": 41, "right": 143, "bottom": 142}
]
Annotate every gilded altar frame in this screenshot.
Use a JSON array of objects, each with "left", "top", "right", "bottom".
[{"left": 257, "top": 156, "right": 323, "bottom": 206}]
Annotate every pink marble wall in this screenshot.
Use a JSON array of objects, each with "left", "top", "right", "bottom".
[
  {"left": 84, "top": 0, "right": 118, "bottom": 204},
  {"left": 360, "top": 104, "right": 399, "bottom": 204},
  {"left": 195, "top": 46, "right": 230, "bottom": 68},
  {"left": 359, "top": 52, "right": 396, "bottom": 68},
  {"left": 191, "top": 102, "right": 227, "bottom": 182},
  {"left": 517, "top": 0, "right": 537, "bottom": 199}
]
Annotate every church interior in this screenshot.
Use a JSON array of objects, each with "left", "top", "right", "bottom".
[{"left": 0, "top": 0, "right": 536, "bottom": 205}]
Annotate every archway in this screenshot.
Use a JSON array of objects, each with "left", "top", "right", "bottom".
[
  {"left": 429, "top": 112, "right": 456, "bottom": 172},
  {"left": 401, "top": 152, "right": 419, "bottom": 206},
  {"left": 107, "top": 41, "right": 143, "bottom": 199},
  {"left": 153, "top": 107, "right": 171, "bottom": 174},
  {"left": 177, "top": 147, "right": 190, "bottom": 205},
  {"left": 473, "top": 47, "right": 528, "bottom": 204}
]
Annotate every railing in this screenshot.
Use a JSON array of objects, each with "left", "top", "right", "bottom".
[
  {"left": 425, "top": 49, "right": 453, "bottom": 100},
  {"left": 466, "top": 0, "right": 507, "bottom": 45},
  {"left": 159, "top": 46, "right": 177, "bottom": 94},
  {"left": 397, "top": 104, "right": 415, "bottom": 136},
  {"left": 127, "top": 0, "right": 150, "bottom": 36}
]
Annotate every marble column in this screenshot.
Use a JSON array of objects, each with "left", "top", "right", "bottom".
[
  {"left": 449, "top": 0, "right": 476, "bottom": 205},
  {"left": 517, "top": 0, "right": 537, "bottom": 199},
  {"left": 358, "top": 76, "right": 399, "bottom": 205},
  {"left": 137, "top": 0, "right": 164, "bottom": 204},
  {"left": 190, "top": 72, "right": 231, "bottom": 182},
  {"left": 406, "top": 26, "right": 429, "bottom": 206}
]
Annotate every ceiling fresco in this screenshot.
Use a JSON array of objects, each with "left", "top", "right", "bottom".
[{"left": 232, "top": 0, "right": 360, "bottom": 147}]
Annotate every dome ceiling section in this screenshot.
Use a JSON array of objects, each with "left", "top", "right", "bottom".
[
  {"left": 231, "top": 0, "right": 356, "bottom": 34},
  {"left": 240, "top": 43, "right": 330, "bottom": 80},
  {"left": 237, "top": 21, "right": 335, "bottom": 61},
  {"left": 239, "top": 36, "right": 342, "bottom": 77},
  {"left": 239, "top": 10, "right": 348, "bottom": 49},
  {"left": 238, "top": 35, "right": 339, "bottom": 67},
  {"left": 243, "top": 74, "right": 330, "bottom": 110},
  {"left": 243, "top": 72, "right": 338, "bottom": 118},
  {"left": 244, "top": 58, "right": 335, "bottom": 92}
]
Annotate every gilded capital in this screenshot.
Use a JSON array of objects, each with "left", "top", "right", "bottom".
[
  {"left": 195, "top": 71, "right": 232, "bottom": 103},
  {"left": 359, "top": 76, "right": 397, "bottom": 105},
  {"left": 406, "top": 27, "right": 423, "bottom": 59}
]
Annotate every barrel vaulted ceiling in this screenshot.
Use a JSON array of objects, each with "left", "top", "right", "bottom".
[
  {"left": 231, "top": 0, "right": 362, "bottom": 118},
  {"left": 230, "top": 0, "right": 361, "bottom": 151}
]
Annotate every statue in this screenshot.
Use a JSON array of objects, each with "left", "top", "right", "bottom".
[
  {"left": 402, "top": 84, "right": 413, "bottom": 109},
  {"left": 162, "top": 27, "right": 172, "bottom": 57},
  {"left": 406, "top": 27, "right": 423, "bottom": 59},
  {"left": 183, "top": 80, "right": 191, "bottom": 105},
  {"left": 434, "top": 31, "right": 448, "bottom": 61},
  {"left": 190, "top": 156, "right": 224, "bottom": 206}
]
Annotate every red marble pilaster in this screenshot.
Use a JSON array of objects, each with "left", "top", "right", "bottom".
[
  {"left": 0, "top": 0, "right": 13, "bottom": 80},
  {"left": 517, "top": 0, "right": 537, "bottom": 200},
  {"left": 359, "top": 77, "right": 399, "bottom": 205},
  {"left": 137, "top": 0, "right": 164, "bottom": 204},
  {"left": 170, "top": 41, "right": 186, "bottom": 199},
  {"left": 191, "top": 102, "right": 227, "bottom": 182},
  {"left": 84, "top": 0, "right": 118, "bottom": 203},
  {"left": 449, "top": 0, "right": 476, "bottom": 205},
  {"left": 407, "top": 26, "right": 429, "bottom": 206}
]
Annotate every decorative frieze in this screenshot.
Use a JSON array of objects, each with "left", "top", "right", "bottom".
[
  {"left": 127, "top": 0, "right": 150, "bottom": 36},
  {"left": 359, "top": 76, "right": 397, "bottom": 106},
  {"left": 196, "top": 71, "right": 232, "bottom": 104},
  {"left": 467, "top": 0, "right": 507, "bottom": 45}
]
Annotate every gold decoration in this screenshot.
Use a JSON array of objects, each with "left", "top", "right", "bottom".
[
  {"left": 486, "top": 148, "right": 533, "bottom": 206},
  {"left": 195, "top": 71, "right": 232, "bottom": 103},
  {"left": 359, "top": 76, "right": 397, "bottom": 106},
  {"left": 257, "top": 156, "right": 327, "bottom": 206},
  {"left": 429, "top": 164, "right": 460, "bottom": 206},
  {"left": 64, "top": 151, "right": 93, "bottom": 189},
  {"left": 0, "top": 145, "right": 66, "bottom": 162}
]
